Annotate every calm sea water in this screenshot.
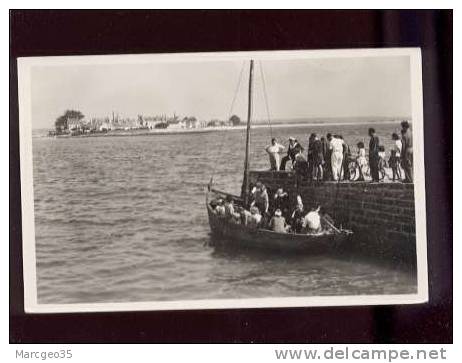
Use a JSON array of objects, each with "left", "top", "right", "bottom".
[{"left": 33, "top": 122, "right": 416, "bottom": 304}]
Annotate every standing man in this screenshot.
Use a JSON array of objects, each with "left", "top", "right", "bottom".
[
  {"left": 400, "top": 121, "right": 413, "bottom": 183},
  {"left": 312, "top": 134, "right": 324, "bottom": 181},
  {"left": 368, "top": 128, "right": 380, "bottom": 182},
  {"left": 280, "top": 137, "right": 299, "bottom": 171},
  {"left": 265, "top": 138, "right": 285, "bottom": 171},
  {"left": 307, "top": 133, "right": 316, "bottom": 178},
  {"left": 340, "top": 135, "right": 351, "bottom": 181}
]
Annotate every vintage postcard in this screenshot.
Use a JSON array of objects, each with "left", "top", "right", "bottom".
[{"left": 18, "top": 48, "right": 428, "bottom": 313}]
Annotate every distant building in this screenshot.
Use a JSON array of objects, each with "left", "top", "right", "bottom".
[
  {"left": 99, "top": 122, "right": 112, "bottom": 131},
  {"left": 183, "top": 117, "right": 199, "bottom": 129},
  {"left": 67, "top": 117, "right": 82, "bottom": 132}
]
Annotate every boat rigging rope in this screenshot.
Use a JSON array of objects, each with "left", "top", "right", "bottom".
[
  {"left": 209, "top": 61, "right": 246, "bottom": 186},
  {"left": 258, "top": 61, "right": 273, "bottom": 139}
]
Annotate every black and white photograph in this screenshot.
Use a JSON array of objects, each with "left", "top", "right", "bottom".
[{"left": 18, "top": 48, "right": 428, "bottom": 313}]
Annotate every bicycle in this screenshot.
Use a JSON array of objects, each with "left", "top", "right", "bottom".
[{"left": 348, "top": 158, "right": 370, "bottom": 181}]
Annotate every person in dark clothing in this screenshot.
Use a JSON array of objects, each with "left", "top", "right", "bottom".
[
  {"left": 280, "top": 137, "right": 300, "bottom": 171},
  {"left": 340, "top": 135, "right": 351, "bottom": 181},
  {"left": 273, "top": 187, "right": 290, "bottom": 219},
  {"left": 312, "top": 134, "right": 324, "bottom": 181},
  {"left": 324, "top": 133, "right": 333, "bottom": 180},
  {"left": 400, "top": 121, "right": 413, "bottom": 183},
  {"left": 321, "top": 136, "right": 328, "bottom": 162},
  {"left": 307, "top": 133, "right": 316, "bottom": 178},
  {"left": 368, "top": 128, "right": 380, "bottom": 182},
  {"left": 291, "top": 196, "right": 305, "bottom": 233}
]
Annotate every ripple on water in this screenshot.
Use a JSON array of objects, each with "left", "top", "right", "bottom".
[{"left": 33, "top": 124, "right": 417, "bottom": 304}]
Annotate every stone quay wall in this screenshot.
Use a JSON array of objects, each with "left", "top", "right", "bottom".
[{"left": 248, "top": 171, "right": 417, "bottom": 261}]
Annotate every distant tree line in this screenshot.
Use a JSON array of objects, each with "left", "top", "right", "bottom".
[
  {"left": 55, "top": 110, "right": 85, "bottom": 133},
  {"left": 53, "top": 110, "right": 241, "bottom": 133}
]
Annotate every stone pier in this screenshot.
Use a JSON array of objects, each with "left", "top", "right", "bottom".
[{"left": 249, "top": 171, "right": 417, "bottom": 262}]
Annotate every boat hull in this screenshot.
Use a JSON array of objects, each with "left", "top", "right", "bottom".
[{"left": 206, "top": 193, "right": 351, "bottom": 254}]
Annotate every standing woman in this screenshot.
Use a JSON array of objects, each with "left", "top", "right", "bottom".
[
  {"left": 307, "top": 133, "right": 316, "bottom": 178},
  {"left": 312, "top": 134, "right": 324, "bottom": 181}
]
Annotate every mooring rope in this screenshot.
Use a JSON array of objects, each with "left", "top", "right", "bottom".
[
  {"left": 209, "top": 61, "right": 246, "bottom": 186},
  {"left": 259, "top": 61, "right": 273, "bottom": 140}
]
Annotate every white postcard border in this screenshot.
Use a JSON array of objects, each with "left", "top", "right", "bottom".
[{"left": 18, "top": 47, "right": 428, "bottom": 313}]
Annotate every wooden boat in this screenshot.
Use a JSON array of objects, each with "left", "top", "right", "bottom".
[{"left": 205, "top": 60, "right": 352, "bottom": 253}]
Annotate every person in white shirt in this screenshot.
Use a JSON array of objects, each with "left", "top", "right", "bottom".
[
  {"left": 303, "top": 206, "right": 322, "bottom": 233},
  {"left": 389, "top": 132, "right": 402, "bottom": 181},
  {"left": 265, "top": 138, "right": 285, "bottom": 171},
  {"left": 247, "top": 206, "right": 262, "bottom": 229},
  {"left": 330, "top": 135, "right": 344, "bottom": 181},
  {"left": 356, "top": 141, "right": 367, "bottom": 181}
]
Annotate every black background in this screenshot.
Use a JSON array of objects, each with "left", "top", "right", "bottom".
[{"left": 10, "top": 10, "right": 452, "bottom": 343}]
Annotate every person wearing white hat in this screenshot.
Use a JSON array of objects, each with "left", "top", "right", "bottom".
[
  {"left": 269, "top": 209, "right": 288, "bottom": 233},
  {"left": 280, "top": 137, "right": 299, "bottom": 171}
]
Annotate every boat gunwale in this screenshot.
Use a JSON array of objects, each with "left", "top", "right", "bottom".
[{"left": 205, "top": 191, "right": 350, "bottom": 241}]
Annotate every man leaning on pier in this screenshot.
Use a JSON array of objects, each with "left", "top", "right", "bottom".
[{"left": 280, "top": 137, "right": 299, "bottom": 171}]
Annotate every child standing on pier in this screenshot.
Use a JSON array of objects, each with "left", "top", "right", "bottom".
[
  {"left": 389, "top": 133, "right": 402, "bottom": 181},
  {"left": 356, "top": 141, "right": 367, "bottom": 181}
]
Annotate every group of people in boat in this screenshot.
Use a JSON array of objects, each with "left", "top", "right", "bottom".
[
  {"left": 265, "top": 120, "right": 413, "bottom": 183},
  {"left": 210, "top": 181, "right": 335, "bottom": 235}
]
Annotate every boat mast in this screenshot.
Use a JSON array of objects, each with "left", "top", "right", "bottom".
[{"left": 242, "top": 59, "right": 254, "bottom": 206}]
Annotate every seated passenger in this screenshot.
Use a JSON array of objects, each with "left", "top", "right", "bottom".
[
  {"left": 291, "top": 195, "right": 305, "bottom": 233},
  {"left": 319, "top": 207, "right": 335, "bottom": 231},
  {"left": 303, "top": 206, "right": 322, "bottom": 233},
  {"left": 240, "top": 208, "right": 252, "bottom": 225},
  {"left": 251, "top": 181, "right": 269, "bottom": 215},
  {"left": 273, "top": 187, "right": 289, "bottom": 218},
  {"left": 224, "top": 195, "right": 240, "bottom": 221},
  {"left": 247, "top": 206, "right": 262, "bottom": 229},
  {"left": 214, "top": 198, "right": 226, "bottom": 216},
  {"left": 269, "top": 209, "right": 288, "bottom": 233}
]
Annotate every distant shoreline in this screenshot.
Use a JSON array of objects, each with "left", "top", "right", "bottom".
[{"left": 35, "top": 120, "right": 407, "bottom": 139}]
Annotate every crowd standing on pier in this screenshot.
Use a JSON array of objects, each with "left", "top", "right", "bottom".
[
  {"left": 265, "top": 121, "right": 413, "bottom": 183},
  {"left": 210, "top": 121, "right": 413, "bottom": 235}
]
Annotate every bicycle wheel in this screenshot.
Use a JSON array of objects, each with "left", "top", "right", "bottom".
[{"left": 348, "top": 161, "right": 358, "bottom": 181}]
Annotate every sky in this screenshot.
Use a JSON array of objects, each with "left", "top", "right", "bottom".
[{"left": 30, "top": 55, "right": 411, "bottom": 129}]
